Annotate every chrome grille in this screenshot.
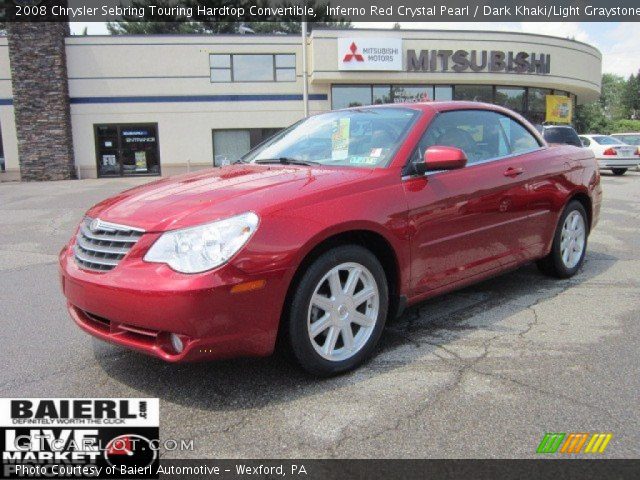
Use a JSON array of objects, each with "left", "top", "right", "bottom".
[{"left": 74, "top": 217, "right": 144, "bottom": 272}]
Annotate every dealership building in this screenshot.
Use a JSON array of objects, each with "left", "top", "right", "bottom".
[{"left": 0, "top": 25, "right": 601, "bottom": 181}]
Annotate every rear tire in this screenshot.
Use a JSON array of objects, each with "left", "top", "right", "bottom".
[
  {"left": 537, "top": 200, "right": 588, "bottom": 278},
  {"left": 612, "top": 168, "right": 627, "bottom": 176},
  {"left": 287, "top": 245, "right": 388, "bottom": 376}
]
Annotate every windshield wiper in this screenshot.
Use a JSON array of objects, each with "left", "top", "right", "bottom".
[{"left": 254, "top": 157, "right": 319, "bottom": 166}]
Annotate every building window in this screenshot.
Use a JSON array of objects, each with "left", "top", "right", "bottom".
[
  {"left": 95, "top": 124, "right": 160, "bottom": 178},
  {"left": 453, "top": 85, "right": 493, "bottom": 103},
  {"left": 209, "top": 54, "right": 296, "bottom": 83},
  {"left": 391, "top": 85, "right": 434, "bottom": 103},
  {"left": 495, "top": 86, "right": 525, "bottom": 113},
  {"left": 332, "top": 84, "right": 446, "bottom": 109},
  {"left": 212, "top": 128, "right": 283, "bottom": 166},
  {"left": 331, "top": 85, "right": 373, "bottom": 109},
  {"left": 527, "top": 88, "right": 552, "bottom": 125},
  {"left": 434, "top": 85, "right": 453, "bottom": 101}
]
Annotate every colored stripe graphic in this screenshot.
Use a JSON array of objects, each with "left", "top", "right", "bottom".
[
  {"left": 584, "top": 433, "right": 613, "bottom": 453},
  {"left": 537, "top": 433, "right": 565, "bottom": 454},
  {"left": 537, "top": 433, "right": 613, "bottom": 454},
  {"left": 560, "top": 433, "right": 589, "bottom": 453}
]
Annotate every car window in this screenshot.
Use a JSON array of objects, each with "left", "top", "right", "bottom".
[
  {"left": 592, "top": 135, "right": 623, "bottom": 145},
  {"left": 543, "top": 127, "right": 582, "bottom": 147},
  {"left": 413, "top": 110, "right": 511, "bottom": 166},
  {"left": 580, "top": 136, "right": 591, "bottom": 147},
  {"left": 612, "top": 134, "right": 640, "bottom": 145},
  {"left": 498, "top": 116, "right": 541, "bottom": 154}
]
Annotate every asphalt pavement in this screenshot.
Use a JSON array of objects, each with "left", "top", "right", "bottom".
[{"left": 0, "top": 172, "right": 639, "bottom": 458}]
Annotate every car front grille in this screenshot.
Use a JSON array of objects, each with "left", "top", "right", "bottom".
[{"left": 73, "top": 217, "right": 144, "bottom": 272}]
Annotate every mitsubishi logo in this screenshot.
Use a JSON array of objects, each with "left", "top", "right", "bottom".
[{"left": 343, "top": 42, "right": 364, "bottom": 62}]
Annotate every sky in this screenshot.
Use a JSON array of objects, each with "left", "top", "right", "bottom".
[{"left": 68, "top": 21, "right": 640, "bottom": 78}]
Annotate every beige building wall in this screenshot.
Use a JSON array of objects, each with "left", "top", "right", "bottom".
[
  {"left": 66, "top": 35, "right": 328, "bottom": 178},
  {"left": 0, "top": 37, "right": 20, "bottom": 181}
]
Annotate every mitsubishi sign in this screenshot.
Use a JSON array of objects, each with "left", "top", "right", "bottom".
[{"left": 338, "top": 38, "right": 402, "bottom": 71}]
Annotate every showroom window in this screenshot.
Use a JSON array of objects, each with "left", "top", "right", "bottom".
[
  {"left": 495, "top": 86, "right": 526, "bottom": 113},
  {"left": 94, "top": 124, "right": 160, "bottom": 177},
  {"left": 453, "top": 85, "right": 493, "bottom": 103},
  {"left": 212, "top": 128, "right": 282, "bottom": 166},
  {"left": 331, "top": 84, "right": 452, "bottom": 109},
  {"left": 527, "top": 88, "right": 552, "bottom": 125},
  {"left": 209, "top": 54, "right": 296, "bottom": 83}
]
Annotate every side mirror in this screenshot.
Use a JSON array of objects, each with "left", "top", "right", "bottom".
[{"left": 415, "top": 146, "right": 467, "bottom": 174}]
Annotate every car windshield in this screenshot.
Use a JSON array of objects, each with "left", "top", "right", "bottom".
[
  {"left": 612, "top": 134, "right": 640, "bottom": 145},
  {"left": 592, "top": 135, "right": 623, "bottom": 145},
  {"left": 242, "top": 107, "right": 419, "bottom": 168}
]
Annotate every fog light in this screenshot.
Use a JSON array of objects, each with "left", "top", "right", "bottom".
[{"left": 170, "top": 334, "right": 184, "bottom": 354}]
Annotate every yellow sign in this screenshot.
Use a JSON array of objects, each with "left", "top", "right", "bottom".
[{"left": 546, "top": 95, "right": 573, "bottom": 123}]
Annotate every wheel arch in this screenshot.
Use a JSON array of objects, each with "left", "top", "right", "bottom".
[
  {"left": 568, "top": 190, "right": 593, "bottom": 232},
  {"left": 277, "top": 227, "right": 403, "bottom": 347}
]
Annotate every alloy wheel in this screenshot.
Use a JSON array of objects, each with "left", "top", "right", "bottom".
[
  {"left": 560, "top": 210, "right": 586, "bottom": 269},
  {"left": 307, "top": 262, "right": 380, "bottom": 362}
]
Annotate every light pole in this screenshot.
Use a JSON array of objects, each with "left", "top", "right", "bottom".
[{"left": 301, "top": 21, "right": 309, "bottom": 117}]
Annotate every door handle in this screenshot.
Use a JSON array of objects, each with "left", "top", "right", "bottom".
[{"left": 503, "top": 167, "right": 524, "bottom": 178}]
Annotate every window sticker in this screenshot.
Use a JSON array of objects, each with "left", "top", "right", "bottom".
[
  {"left": 370, "top": 148, "right": 382, "bottom": 158},
  {"left": 331, "top": 118, "right": 350, "bottom": 160}
]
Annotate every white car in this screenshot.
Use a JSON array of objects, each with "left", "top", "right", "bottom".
[{"left": 579, "top": 134, "right": 639, "bottom": 176}]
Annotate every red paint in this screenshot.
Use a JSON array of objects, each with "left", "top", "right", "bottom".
[
  {"left": 423, "top": 146, "right": 468, "bottom": 171},
  {"left": 59, "top": 102, "right": 601, "bottom": 362}
]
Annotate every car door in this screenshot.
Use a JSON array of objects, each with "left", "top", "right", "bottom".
[{"left": 402, "top": 109, "right": 535, "bottom": 295}]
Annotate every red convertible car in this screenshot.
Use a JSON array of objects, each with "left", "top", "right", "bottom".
[{"left": 59, "top": 102, "right": 601, "bottom": 376}]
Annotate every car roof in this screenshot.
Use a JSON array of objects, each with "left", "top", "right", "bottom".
[
  {"left": 610, "top": 132, "right": 640, "bottom": 135},
  {"left": 342, "top": 100, "right": 520, "bottom": 116}
]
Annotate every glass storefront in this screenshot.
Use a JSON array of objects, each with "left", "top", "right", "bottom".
[
  {"left": 331, "top": 84, "right": 574, "bottom": 126},
  {"left": 95, "top": 124, "right": 160, "bottom": 177},
  {"left": 332, "top": 85, "right": 452, "bottom": 109}
]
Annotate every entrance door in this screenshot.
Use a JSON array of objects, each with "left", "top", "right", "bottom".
[{"left": 95, "top": 124, "right": 160, "bottom": 177}]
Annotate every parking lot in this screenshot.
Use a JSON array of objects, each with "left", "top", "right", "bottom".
[{"left": 1, "top": 171, "right": 639, "bottom": 458}]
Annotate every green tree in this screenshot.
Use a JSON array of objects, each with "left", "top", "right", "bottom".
[
  {"left": 108, "top": 0, "right": 350, "bottom": 35},
  {"left": 599, "top": 73, "right": 627, "bottom": 119},
  {"left": 574, "top": 102, "right": 610, "bottom": 134},
  {"left": 622, "top": 72, "right": 640, "bottom": 120}
]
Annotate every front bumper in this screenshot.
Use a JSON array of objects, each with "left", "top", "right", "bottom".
[
  {"left": 59, "top": 240, "right": 292, "bottom": 362},
  {"left": 597, "top": 158, "right": 639, "bottom": 169}
]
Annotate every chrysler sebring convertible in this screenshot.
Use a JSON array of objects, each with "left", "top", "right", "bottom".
[{"left": 60, "top": 102, "right": 601, "bottom": 376}]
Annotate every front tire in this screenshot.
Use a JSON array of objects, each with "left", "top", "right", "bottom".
[
  {"left": 287, "top": 245, "right": 389, "bottom": 376},
  {"left": 612, "top": 168, "right": 627, "bottom": 176},
  {"left": 537, "top": 200, "right": 588, "bottom": 278}
]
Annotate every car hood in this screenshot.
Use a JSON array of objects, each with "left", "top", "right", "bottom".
[{"left": 86, "top": 164, "right": 373, "bottom": 232}]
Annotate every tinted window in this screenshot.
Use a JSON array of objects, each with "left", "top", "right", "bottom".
[
  {"left": 580, "top": 137, "right": 591, "bottom": 147},
  {"left": 543, "top": 127, "right": 582, "bottom": 147},
  {"left": 592, "top": 135, "right": 623, "bottom": 145},
  {"left": 414, "top": 110, "right": 510, "bottom": 165},
  {"left": 498, "top": 116, "right": 540, "bottom": 153}
]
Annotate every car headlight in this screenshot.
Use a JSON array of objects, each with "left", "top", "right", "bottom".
[{"left": 144, "top": 212, "right": 259, "bottom": 273}]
